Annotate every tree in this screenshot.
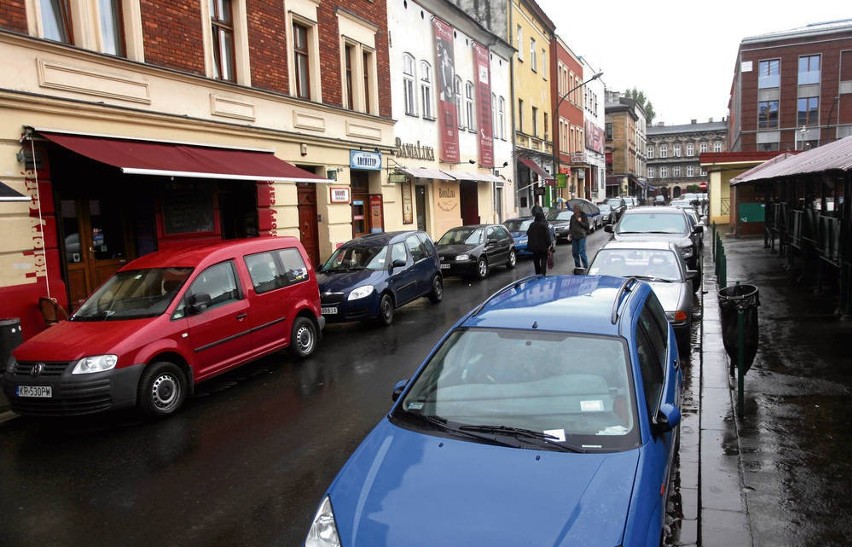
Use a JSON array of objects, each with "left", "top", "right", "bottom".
[{"left": 624, "top": 88, "right": 655, "bottom": 124}]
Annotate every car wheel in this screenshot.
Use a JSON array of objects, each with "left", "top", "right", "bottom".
[
  {"left": 377, "top": 293, "right": 395, "bottom": 326},
  {"left": 138, "top": 361, "right": 186, "bottom": 417},
  {"left": 428, "top": 274, "right": 443, "bottom": 303},
  {"left": 506, "top": 249, "right": 517, "bottom": 269},
  {"left": 476, "top": 257, "right": 488, "bottom": 280},
  {"left": 289, "top": 316, "right": 318, "bottom": 359}
]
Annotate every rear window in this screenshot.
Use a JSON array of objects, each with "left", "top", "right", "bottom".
[
  {"left": 245, "top": 248, "right": 309, "bottom": 294},
  {"left": 618, "top": 212, "right": 687, "bottom": 234}
]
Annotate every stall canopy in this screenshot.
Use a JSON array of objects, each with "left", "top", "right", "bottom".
[
  {"left": 518, "top": 157, "right": 553, "bottom": 182},
  {"left": 732, "top": 135, "right": 852, "bottom": 185},
  {"left": 0, "top": 180, "right": 29, "bottom": 202},
  {"left": 35, "top": 130, "right": 331, "bottom": 182},
  {"left": 397, "top": 166, "right": 456, "bottom": 180},
  {"left": 447, "top": 170, "right": 503, "bottom": 183}
]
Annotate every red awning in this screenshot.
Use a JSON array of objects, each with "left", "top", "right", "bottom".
[
  {"left": 37, "top": 130, "right": 330, "bottom": 183},
  {"left": 518, "top": 157, "right": 553, "bottom": 182}
]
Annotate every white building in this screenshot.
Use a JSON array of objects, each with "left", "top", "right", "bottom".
[{"left": 581, "top": 57, "right": 607, "bottom": 203}]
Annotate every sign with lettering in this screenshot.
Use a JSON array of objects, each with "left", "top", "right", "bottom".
[
  {"left": 473, "top": 42, "right": 493, "bottom": 168},
  {"left": 330, "top": 187, "right": 351, "bottom": 203},
  {"left": 395, "top": 138, "right": 436, "bottom": 161},
  {"left": 433, "top": 18, "right": 460, "bottom": 163},
  {"left": 349, "top": 150, "right": 382, "bottom": 171}
]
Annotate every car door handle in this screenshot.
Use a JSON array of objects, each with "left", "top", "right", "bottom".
[{"left": 236, "top": 313, "right": 248, "bottom": 321}]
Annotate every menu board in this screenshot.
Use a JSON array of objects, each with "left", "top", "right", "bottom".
[{"left": 162, "top": 181, "right": 215, "bottom": 234}]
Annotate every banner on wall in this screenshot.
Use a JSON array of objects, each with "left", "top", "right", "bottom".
[
  {"left": 473, "top": 42, "right": 493, "bottom": 168},
  {"left": 433, "top": 18, "right": 460, "bottom": 163}
]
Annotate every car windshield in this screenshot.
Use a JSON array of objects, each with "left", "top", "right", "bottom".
[
  {"left": 322, "top": 244, "right": 387, "bottom": 272},
  {"left": 545, "top": 210, "right": 573, "bottom": 221},
  {"left": 438, "top": 227, "right": 484, "bottom": 246},
  {"left": 72, "top": 268, "right": 193, "bottom": 321},
  {"left": 607, "top": 199, "right": 622, "bottom": 207},
  {"left": 598, "top": 204, "right": 611, "bottom": 213},
  {"left": 589, "top": 249, "right": 681, "bottom": 281},
  {"left": 394, "top": 328, "right": 639, "bottom": 451},
  {"left": 504, "top": 219, "right": 533, "bottom": 232},
  {"left": 618, "top": 212, "right": 687, "bottom": 234}
]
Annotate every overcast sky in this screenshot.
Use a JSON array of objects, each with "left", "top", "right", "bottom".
[{"left": 535, "top": 1, "right": 851, "bottom": 125}]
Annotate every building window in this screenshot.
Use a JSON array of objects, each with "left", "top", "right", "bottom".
[
  {"left": 39, "top": 0, "right": 73, "bottom": 43},
  {"left": 210, "top": 0, "right": 236, "bottom": 82},
  {"left": 797, "top": 96, "right": 819, "bottom": 126},
  {"left": 758, "top": 100, "right": 779, "bottom": 129},
  {"left": 498, "top": 96, "right": 506, "bottom": 139},
  {"left": 344, "top": 43, "right": 355, "bottom": 110},
  {"left": 798, "top": 55, "right": 820, "bottom": 86},
  {"left": 648, "top": 167, "right": 655, "bottom": 178},
  {"left": 531, "top": 106, "right": 538, "bottom": 137},
  {"left": 465, "top": 81, "right": 475, "bottom": 131},
  {"left": 758, "top": 142, "right": 780, "bottom": 152},
  {"left": 673, "top": 166, "right": 681, "bottom": 177},
  {"left": 605, "top": 122, "right": 612, "bottom": 141},
  {"left": 660, "top": 145, "right": 668, "bottom": 158},
  {"left": 647, "top": 146, "right": 654, "bottom": 159},
  {"left": 293, "top": 21, "right": 311, "bottom": 98},
  {"left": 99, "top": 0, "right": 125, "bottom": 56},
  {"left": 454, "top": 76, "right": 463, "bottom": 128},
  {"left": 530, "top": 38, "right": 537, "bottom": 72},
  {"left": 661, "top": 167, "right": 668, "bottom": 178},
  {"left": 758, "top": 59, "right": 780, "bottom": 89},
  {"left": 541, "top": 49, "right": 547, "bottom": 78},
  {"left": 673, "top": 144, "right": 681, "bottom": 157},
  {"left": 491, "top": 92, "right": 497, "bottom": 138},
  {"left": 518, "top": 98, "right": 524, "bottom": 133},
  {"left": 403, "top": 54, "right": 417, "bottom": 116},
  {"left": 686, "top": 143, "right": 694, "bottom": 157},
  {"left": 363, "top": 50, "right": 373, "bottom": 113},
  {"left": 713, "top": 141, "right": 722, "bottom": 153},
  {"left": 699, "top": 142, "right": 708, "bottom": 153},
  {"left": 516, "top": 25, "right": 523, "bottom": 62},
  {"left": 420, "top": 61, "right": 433, "bottom": 119},
  {"left": 687, "top": 165, "right": 695, "bottom": 177}
]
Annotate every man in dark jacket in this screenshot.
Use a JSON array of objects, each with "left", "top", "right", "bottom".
[
  {"left": 568, "top": 204, "right": 590, "bottom": 269},
  {"left": 527, "top": 207, "right": 553, "bottom": 275}
]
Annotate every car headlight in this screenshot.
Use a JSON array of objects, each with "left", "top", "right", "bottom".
[
  {"left": 71, "top": 355, "right": 118, "bottom": 374},
  {"left": 455, "top": 254, "right": 470, "bottom": 261},
  {"left": 517, "top": 236, "right": 528, "bottom": 245},
  {"left": 306, "top": 496, "right": 341, "bottom": 547},
  {"left": 347, "top": 285, "right": 375, "bottom": 301},
  {"left": 6, "top": 354, "right": 16, "bottom": 373},
  {"left": 681, "top": 246, "right": 694, "bottom": 258}
]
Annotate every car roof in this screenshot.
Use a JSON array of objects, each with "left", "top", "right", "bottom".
[
  {"left": 460, "top": 274, "right": 649, "bottom": 336},
  {"left": 597, "top": 240, "right": 679, "bottom": 252},
  {"left": 339, "top": 230, "right": 423, "bottom": 247},
  {"left": 122, "top": 236, "right": 302, "bottom": 269},
  {"left": 623, "top": 205, "right": 685, "bottom": 214}
]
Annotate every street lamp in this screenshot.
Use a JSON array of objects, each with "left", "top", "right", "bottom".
[{"left": 552, "top": 71, "right": 603, "bottom": 202}]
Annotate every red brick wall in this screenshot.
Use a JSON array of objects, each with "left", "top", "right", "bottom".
[
  {"left": 140, "top": 0, "right": 205, "bottom": 76},
  {"left": 246, "top": 0, "right": 288, "bottom": 93},
  {"left": 0, "top": 0, "right": 28, "bottom": 34}
]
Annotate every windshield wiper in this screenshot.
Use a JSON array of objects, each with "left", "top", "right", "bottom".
[
  {"left": 458, "top": 424, "right": 584, "bottom": 452},
  {"left": 631, "top": 275, "right": 673, "bottom": 283},
  {"left": 396, "top": 413, "right": 523, "bottom": 449}
]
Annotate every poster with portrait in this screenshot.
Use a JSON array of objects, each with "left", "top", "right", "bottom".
[
  {"left": 473, "top": 42, "right": 493, "bottom": 168},
  {"left": 433, "top": 18, "right": 460, "bottom": 163}
]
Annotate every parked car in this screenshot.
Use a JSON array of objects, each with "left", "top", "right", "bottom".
[
  {"left": 436, "top": 224, "right": 516, "bottom": 280},
  {"left": 306, "top": 274, "right": 682, "bottom": 546},
  {"left": 598, "top": 203, "right": 617, "bottom": 225},
  {"left": 654, "top": 195, "right": 666, "bottom": 206},
  {"left": 544, "top": 208, "right": 574, "bottom": 243},
  {"left": 586, "top": 240, "right": 696, "bottom": 352},
  {"left": 606, "top": 206, "right": 703, "bottom": 290},
  {"left": 503, "top": 216, "right": 556, "bottom": 257},
  {"left": 623, "top": 196, "right": 638, "bottom": 209},
  {"left": 2, "top": 237, "right": 325, "bottom": 418},
  {"left": 606, "top": 197, "right": 627, "bottom": 221},
  {"left": 317, "top": 231, "right": 443, "bottom": 326},
  {"left": 565, "top": 198, "right": 602, "bottom": 231}
]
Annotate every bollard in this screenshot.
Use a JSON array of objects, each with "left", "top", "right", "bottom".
[
  {"left": 719, "top": 247, "right": 726, "bottom": 289},
  {"left": 737, "top": 307, "right": 745, "bottom": 417}
]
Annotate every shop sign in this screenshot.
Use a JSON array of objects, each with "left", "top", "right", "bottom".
[
  {"left": 394, "top": 138, "right": 436, "bottom": 161},
  {"left": 349, "top": 150, "right": 382, "bottom": 171},
  {"left": 388, "top": 173, "right": 407, "bottom": 183},
  {"left": 330, "top": 187, "right": 351, "bottom": 203}
]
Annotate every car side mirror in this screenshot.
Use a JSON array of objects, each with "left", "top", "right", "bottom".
[
  {"left": 391, "top": 258, "right": 407, "bottom": 270},
  {"left": 188, "top": 293, "right": 212, "bottom": 314},
  {"left": 391, "top": 378, "right": 408, "bottom": 401},
  {"left": 686, "top": 269, "right": 699, "bottom": 280},
  {"left": 604, "top": 225, "right": 613, "bottom": 233},
  {"left": 653, "top": 403, "right": 681, "bottom": 434},
  {"left": 692, "top": 226, "right": 703, "bottom": 234}
]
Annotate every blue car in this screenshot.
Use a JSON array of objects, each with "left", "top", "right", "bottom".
[
  {"left": 307, "top": 275, "right": 683, "bottom": 546},
  {"left": 317, "top": 231, "right": 443, "bottom": 326},
  {"left": 503, "top": 216, "right": 556, "bottom": 257}
]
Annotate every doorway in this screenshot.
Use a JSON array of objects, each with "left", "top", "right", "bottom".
[
  {"left": 297, "top": 183, "right": 320, "bottom": 267},
  {"left": 416, "top": 185, "right": 427, "bottom": 231},
  {"left": 460, "top": 181, "right": 480, "bottom": 225}
]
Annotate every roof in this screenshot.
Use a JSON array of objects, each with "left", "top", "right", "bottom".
[
  {"left": 731, "top": 136, "right": 852, "bottom": 185},
  {"left": 646, "top": 120, "right": 727, "bottom": 136},
  {"left": 463, "top": 275, "right": 643, "bottom": 336},
  {"left": 741, "top": 19, "right": 852, "bottom": 45}
]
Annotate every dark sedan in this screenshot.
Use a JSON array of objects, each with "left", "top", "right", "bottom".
[
  {"left": 545, "top": 208, "right": 574, "bottom": 243},
  {"left": 436, "top": 224, "right": 517, "bottom": 280}
]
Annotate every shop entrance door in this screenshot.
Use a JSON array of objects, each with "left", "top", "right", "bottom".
[
  {"left": 59, "top": 194, "right": 130, "bottom": 311},
  {"left": 297, "top": 183, "right": 319, "bottom": 267}
]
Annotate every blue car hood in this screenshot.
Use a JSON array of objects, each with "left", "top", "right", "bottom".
[
  {"left": 317, "top": 269, "right": 384, "bottom": 292},
  {"left": 327, "top": 420, "right": 639, "bottom": 546}
]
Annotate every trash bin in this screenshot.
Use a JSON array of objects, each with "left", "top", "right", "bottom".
[
  {"left": 0, "top": 318, "right": 23, "bottom": 368},
  {"left": 718, "top": 283, "right": 759, "bottom": 376}
]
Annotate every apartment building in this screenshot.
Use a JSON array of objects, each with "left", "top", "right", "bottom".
[{"left": 646, "top": 118, "right": 727, "bottom": 199}]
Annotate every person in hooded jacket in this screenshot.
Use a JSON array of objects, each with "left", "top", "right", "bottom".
[{"left": 527, "top": 206, "right": 553, "bottom": 275}]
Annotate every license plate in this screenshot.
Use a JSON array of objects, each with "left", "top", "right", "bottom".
[
  {"left": 442, "top": 264, "right": 453, "bottom": 269},
  {"left": 17, "top": 385, "right": 52, "bottom": 398},
  {"left": 321, "top": 307, "right": 338, "bottom": 315}
]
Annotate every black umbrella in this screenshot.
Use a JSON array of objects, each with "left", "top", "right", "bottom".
[{"left": 565, "top": 198, "right": 600, "bottom": 215}]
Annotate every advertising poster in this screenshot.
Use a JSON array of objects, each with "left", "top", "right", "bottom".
[
  {"left": 473, "top": 42, "right": 493, "bottom": 168},
  {"left": 433, "top": 18, "right": 460, "bottom": 163}
]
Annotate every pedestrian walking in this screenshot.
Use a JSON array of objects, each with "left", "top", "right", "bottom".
[
  {"left": 568, "top": 204, "right": 590, "bottom": 269},
  {"left": 527, "top": 206, "right": 553, "bottom": 275}
]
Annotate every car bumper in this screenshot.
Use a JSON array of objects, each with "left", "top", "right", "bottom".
[
  {"left": 2, "top": 362, "right": 145, "bottom": 416},
  {"left": 439, "top": 261, "right": 479, "bottom": 276},
  {"left": 320, "top": 294, "right": 381, "bottom": 323}
]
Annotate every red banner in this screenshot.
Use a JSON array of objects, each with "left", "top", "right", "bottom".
[
  {"left": 473, "top": 42, "right": 493, "bottom": 168},
  {"left": 433, "top": 18, "right": 459, "bottom": 163}
]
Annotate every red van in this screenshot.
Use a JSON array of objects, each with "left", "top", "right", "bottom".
[{"left": 2, "top": 237, "right": 324, "bottom": 418}]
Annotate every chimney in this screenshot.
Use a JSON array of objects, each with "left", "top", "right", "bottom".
[
  {"left": 691, "top": 119, "right": 697, "bottom": 124},
  {"left": 708, "top": 117, "right": 714, "bottom": 122}
]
